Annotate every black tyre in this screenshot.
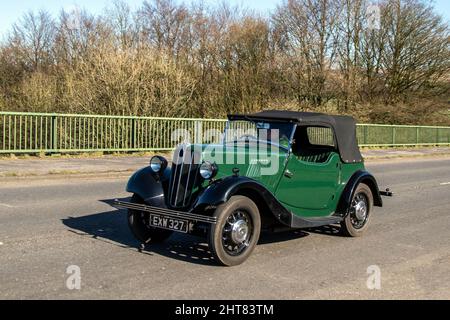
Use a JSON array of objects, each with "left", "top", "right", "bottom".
[
  {"left": 341, "top": 183, "right": 373, "bottom": 237},
  {"left": 128, "top": 194, "right": 173, "bottom": 244},
  {"left": 208, "top": 196, "right": 261, "bottom": 266}
]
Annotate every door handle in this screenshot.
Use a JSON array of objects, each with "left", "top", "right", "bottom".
[{"left": 284, "top": 169, "right": 294, "bottom": 178}]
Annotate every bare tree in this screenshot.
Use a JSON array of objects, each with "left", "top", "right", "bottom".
[
  {"left": 54, "top": 7, "right": 108, "bottom": 66},
  {"left": 138, "top": 0, "right": 191, "bottom": 58},
  {"left": 0, "top": 0, "right": 448, "bottom": 124},
  {"left": 105, "top": 0, "right": 139, "bottom": 50},
  {"left": 273, "top": 0, "right": 341, "bottom": 106},
  {"left": 381, "top": 0, "right": 450, "bottom": 102},
  {"left": 9, "top": 10, "right": 55, "bottom": 72}
]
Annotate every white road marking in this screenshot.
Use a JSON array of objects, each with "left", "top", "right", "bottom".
[
  {"left": 440, "top": 182, "right": 450, "bottom": 186},
  {"left": 0, "top": 203, "right": 14, "bottom": 208},
  {"left": 0, "top": 242, "right": 3, "bottom": 246}
]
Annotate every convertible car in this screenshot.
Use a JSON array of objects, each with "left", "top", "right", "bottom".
[{"left": 114, "top": 111, "right": 392, "bottom": 266}]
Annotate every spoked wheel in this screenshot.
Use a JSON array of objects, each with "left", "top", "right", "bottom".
[
  {"left": 222, "top": 210, "right": 253, "bottom": 256},
  {"left": 350, "top": 193, "right": 369, "bottom": 229},
  {"left": 128, "top": 194, "right": 173, "bottom": 244},
  {"left": 341, "top": 183, "right": 373, "bottom": 237},
  {"left": 208, "top": 196, "right": 261, "bottom": 266}
]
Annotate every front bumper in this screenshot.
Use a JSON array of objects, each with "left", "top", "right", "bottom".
[{"left": 113, "top": 199, "right": 217, "bottom": 224}]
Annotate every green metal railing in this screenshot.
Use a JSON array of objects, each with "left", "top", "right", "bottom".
[{"left": 0, "top": 111, "right": 449, "bottom": 154}]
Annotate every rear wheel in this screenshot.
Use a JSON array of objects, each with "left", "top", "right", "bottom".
[
  {"left": 208, "top": 196, "right": 261, "bottom": 266},
  {"left": 341, "top": 183, "right": 373, "bottom": 237},
  {"left": 128, "top": 194, "right": 173, "bottom": 244}
]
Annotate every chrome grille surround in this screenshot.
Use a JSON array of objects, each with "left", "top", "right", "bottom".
[{"left": 168, "top": 144, "right": 201, "bottom": 208}]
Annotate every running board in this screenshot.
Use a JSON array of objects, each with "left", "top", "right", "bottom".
[{"left": 290, "top": 214, "right": 343, "bottom": 229}]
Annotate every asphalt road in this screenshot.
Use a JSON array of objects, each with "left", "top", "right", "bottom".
[{"left": 0, "top": 157, "right": 449, "bottom": 299}]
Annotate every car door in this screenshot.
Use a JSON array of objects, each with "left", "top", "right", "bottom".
[{"left": 275, "top": 126, "right": 341, "bottom": 217}]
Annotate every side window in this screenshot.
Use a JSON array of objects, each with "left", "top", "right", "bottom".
[
  {"left": 306, "top": 127, "right": 335, "bottom": 147},
  {"left": 292, "top": 126, "right": 336, "bottom": 163}
]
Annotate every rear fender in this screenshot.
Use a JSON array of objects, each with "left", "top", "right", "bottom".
[{"left": 335, "top": 170, "right": 382, "bottom": 216}]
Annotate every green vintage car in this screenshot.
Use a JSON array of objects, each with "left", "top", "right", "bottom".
[{"left": 114, "top": 111, "right": 392, "bottom": 266}]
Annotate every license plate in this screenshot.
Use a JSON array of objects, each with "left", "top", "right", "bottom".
[{"left": 149, "top": 214, "right": 189, "bottom": 233}]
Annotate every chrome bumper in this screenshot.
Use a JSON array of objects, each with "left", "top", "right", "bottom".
[{"left": 113, "top": 199, "right": 217, "bottom": 224}]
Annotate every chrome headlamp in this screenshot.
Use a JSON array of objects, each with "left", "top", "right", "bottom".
[
  {"left": 150, "top": 156, "right": 168, "bottom": 174},
  {"left": 199, "top": 161, "right": 218, "bottom": 180}
]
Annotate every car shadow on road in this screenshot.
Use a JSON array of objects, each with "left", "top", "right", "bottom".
[
  {"left": 257, "top": 225, "right": 344, "bottom": 246},
  {"left": 62, "top": 199, "right": 219, "bottom": 266},
  {"left": 305, "top": 225, "right": 344, "bottom": 237},
  {"left": 258, "top": 229, "right": 309, "bottom": 244},
  {"left": 62, "top": 199, "right": 343, "bottom": 266}
]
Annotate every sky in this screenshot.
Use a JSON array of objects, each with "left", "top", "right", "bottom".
[{"left": 0, "top": 0, "right": 448, "bottom": 38}]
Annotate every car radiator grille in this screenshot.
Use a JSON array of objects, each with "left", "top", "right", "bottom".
[{"left": 168, "top": 145, "right": 201, "bottom": 208}]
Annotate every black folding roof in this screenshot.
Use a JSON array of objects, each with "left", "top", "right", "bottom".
[{"left": 227, "top": 110, "right": 363, "bottom": 163}]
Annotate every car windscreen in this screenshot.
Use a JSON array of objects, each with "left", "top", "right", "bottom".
[{"left": 224, "top": 120, "right": 294, "bottom": 150}]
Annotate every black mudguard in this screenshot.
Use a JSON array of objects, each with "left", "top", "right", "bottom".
[
  {"left": 335, "top": 170, "right": 383, "bottom": 217},
  {"left": 126, "top": 167, "right": 171, "bottom": 207},
  {"left": 192, "top": 176, "right": 293, "bottom": 226}
]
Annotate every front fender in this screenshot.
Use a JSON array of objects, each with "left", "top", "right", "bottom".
[
  {"left": 335, "top": 170, "right": 383, "bottom": 216},
  {"left": 126, "top": 166, "right": 170, "bottom": 207},
  {"left": 192, "top": 176, "right": 292, "bottom": 226}
]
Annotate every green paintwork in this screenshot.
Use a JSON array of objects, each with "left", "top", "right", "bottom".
[
  {"left": 200, "top": 143, "right": 288, "bottom": 193},
  {"left": 276, "top": 153, "right": 364, "bottom": 217},
  {"left": 197, "top": 143, "right": 365, "bottom": 219},
  {"left": 276, "top": 153, "right": 340, "bottom": 216}
]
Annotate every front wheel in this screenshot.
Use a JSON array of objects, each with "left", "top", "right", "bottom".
[
  {"left": 340, "top": 183, "right": 373, "bottom": 237},
  {"left": 128, "top": 194, "right": 173, "bottom": 244},
  {"left": 208, "top": 196, "right": 261, "bottom": 266}
]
